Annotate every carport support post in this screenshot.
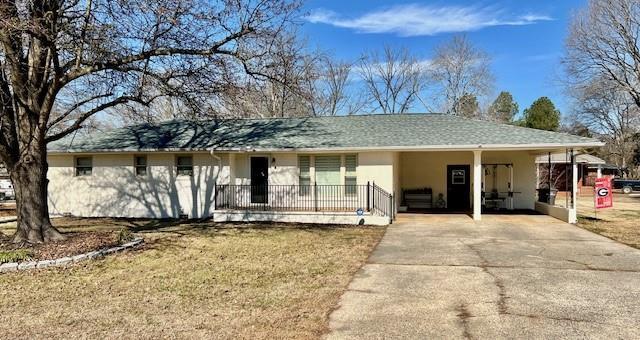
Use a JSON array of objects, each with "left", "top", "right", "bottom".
[
  {"left": 570, "top": 149, "right": 578, "bottom": 223},
  {"left": 473, "top": 150, "right": 482, "bottom": 221}
]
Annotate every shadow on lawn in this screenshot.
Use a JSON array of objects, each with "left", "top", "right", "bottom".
[
  {"left": 50, "top": 216, "right": 378, "bottom": 253},
  {"left": 129, "top": 219, "right": 366, "bottom": 253},
  {"left": 579, "top": 216, "right": 602, "bottom": 222},
  {"left": 121, "top": 217, "right": 356, "bottom": 234}
]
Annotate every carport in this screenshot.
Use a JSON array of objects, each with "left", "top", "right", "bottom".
[{"left": 396, "top": 147, "right": 588, "bottom": 223}]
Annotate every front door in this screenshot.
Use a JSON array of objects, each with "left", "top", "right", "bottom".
[
  {"left": 447, "top": 165, "right": 470, "bottom": 211},
  {"left": 250, "top": 157, "right": 269, "bottom": 204}
]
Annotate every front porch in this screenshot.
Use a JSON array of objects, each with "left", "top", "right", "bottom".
[
  {"left": 213, "top": 183, "right": 395, "bottom": 225},
  {"left": 211, "top": 148, "right": 580, "bottom": 225}
]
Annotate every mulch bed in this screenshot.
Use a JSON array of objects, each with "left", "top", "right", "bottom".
[
  {"left": 0, "top": 231, "right": 120, "bottom": 261},
  {"left": 0, "top": 209, "right": 16, "bottom": 217}
]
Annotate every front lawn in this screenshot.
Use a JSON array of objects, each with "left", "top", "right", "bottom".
[
  {"left": 0, "top": 218, "right": 385, "bottom": 339},
  {"left": 574, "top": 193, "right": 640, "bottom": 249}
]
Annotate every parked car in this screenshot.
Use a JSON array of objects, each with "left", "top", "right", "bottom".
[{"left": 613, "top": 178, "right": 640, "bottom": 194}]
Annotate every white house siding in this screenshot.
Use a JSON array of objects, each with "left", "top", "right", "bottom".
[
  {"left": 47, "top": 152, "right": 230, "bottom": 219},
  {"left": 229, "top": 151, "right": 397, "bottom": 193},
  {"left": 482, "top": 151, "right": 537, "bottom": 210},
  {"left": 230, "top": 153, "right": 299, "bottom": 185},
  {"left": 357, "top": 151, "right": 397, "bottom": 193},
  {"left": 47, "top": 149, "right": 538, "bottom": 220},
  {"left": 400, "top": 151, "right": 473, "bottom": 206},
  {"left": 399, "top": 150, "right": 536, "bottom": 210}
]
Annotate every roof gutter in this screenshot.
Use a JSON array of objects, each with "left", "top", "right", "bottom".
[{"left": 48, "top": 141, "right": 605, "bottom": 155}]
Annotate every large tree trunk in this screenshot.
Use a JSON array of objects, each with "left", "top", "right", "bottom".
[{"left": 10, "top": 148, "right": 64, "bottom": 244}]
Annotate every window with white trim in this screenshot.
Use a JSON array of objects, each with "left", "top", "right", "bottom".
[
  {"left": 176, "top": 156, "right": 193, "bottom": 176},
  {"left": 135, "top": 156, "right": 148, "bottom": 176},
  {"left": 315, "top": 155, "right": 341, "bottom": 185},
  {"left": 297, "top": 154, "right": 358, "bottom": 187},
  {"left": 75, "top": 157, "right": 92, "bottom": 176}
]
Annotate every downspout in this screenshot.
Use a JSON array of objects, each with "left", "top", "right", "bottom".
[
  {"left": 210, "top": 148, "right": 222, "bottom": 215},
  {"left": 209, "top": 148, "right": 222, "bottom": 183},
  {"left": 209, "top": 148, "right": 222, "bottom": 169}
]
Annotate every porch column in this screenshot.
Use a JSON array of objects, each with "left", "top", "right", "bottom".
[
  {"left": 596, "top": 164, "right": 603, "bottom": 179},
  {"left": 229, "top": 153, "right": 237, "bottom": 184},
  {"left": 570, "top": 149, "right": 578, "bottom": 223},
  {"left": 473, "top": 150, "right": 482, "bottom": 221}
]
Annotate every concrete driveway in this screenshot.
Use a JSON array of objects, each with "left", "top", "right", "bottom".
[{"left": 327, "top": 214, "right": 640, "bottom": 339}]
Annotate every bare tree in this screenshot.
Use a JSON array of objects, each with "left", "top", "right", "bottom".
[
  {"left": 312, "top": 59, "right": 350, "bottom": 115},
  {"left": 0, "top": 0, "right": 300, "bottom": 243},
  {"left": 570, "top": 79, "right": 640, "bottom": 176},
  {"left": 221, "top": 31, "right": 320, "bottom": 118},
  {"left": 429, "top": 35, "right": 494, "bottom": 115},
  {"left": 307, "top": 58, "right": 366, "bottom": 116},
  {"left": 358, "top": 46, "right": 425, "bottom": 114},
  {"left": 565, "top": 0, "right": 640, "bottom": 110}
]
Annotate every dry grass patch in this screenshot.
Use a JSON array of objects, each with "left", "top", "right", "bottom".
[
  {"left": 0, "top": 218, "right": 385, "bottom": 339},
  {"left": 574, "top": 193, "right": 640, "bottom": 249}
]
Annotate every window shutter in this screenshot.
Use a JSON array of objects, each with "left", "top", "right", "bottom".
[
  {"left": 299, "top": 156, "right": 310, "bottom": 177},
  {"left": 344, "top": 154, "right": 357, "bottom": 195},
  {"left": 345, "top": 155, "right": 357, "bottom": 176},
  {"left": 315, "top": 156, "right": 341, "bottom": 185}
]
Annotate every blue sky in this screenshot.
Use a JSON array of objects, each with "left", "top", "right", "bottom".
[{"left": 300, "top": 0, "right": 586, "bottom": 118}]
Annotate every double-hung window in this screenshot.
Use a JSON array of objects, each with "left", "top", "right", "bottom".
[
  {"left": 135, "top": 156, "right": 148, "bottom": 176},
  {"left": 176, "top": 156, "right": 193, "bottom": 176},
  {"left": 315, "top": 155, "right": 341, "bottom": 186},
  {"left": 75, "top": 157, "right": 92, "bottom": 176},
  {"left": 297, "top": 154, "right": 358, "bottom": 195}
]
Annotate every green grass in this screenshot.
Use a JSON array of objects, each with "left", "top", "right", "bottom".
[{"left": 0, "top": 249, "right": 32, "bottom": 264}]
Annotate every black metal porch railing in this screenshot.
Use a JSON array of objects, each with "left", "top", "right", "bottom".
[{"left": 214, "top": 182, "right": 395, "bottom": 220}]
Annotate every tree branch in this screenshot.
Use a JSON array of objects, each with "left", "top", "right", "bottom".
[
  {"left": 61, "top": 26, "right": 254, "bottom": 85},
  {"left": 45, "top": 95, "right": 150, "bottom": 143}
]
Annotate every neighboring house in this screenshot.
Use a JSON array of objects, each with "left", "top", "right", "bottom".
[
  {"left": 534, "top": 153, "right": 614, "bottom": 191},
  {"left": 586, "top": 164, "right": 619, "bottom": 185},
  {"left": 0, "top": 165, "right": 14, "bottom": 200},
  {"left": 47, "top": 114, "right": 603, "bottom": 224}
]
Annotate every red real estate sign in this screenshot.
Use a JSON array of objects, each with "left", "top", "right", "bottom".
[{"left": 594, "top": 178, "right": 613, "bottom": 209}]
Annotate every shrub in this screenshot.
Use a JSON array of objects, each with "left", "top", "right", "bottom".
[
  {"left": 0, "top": 249, "right": 33, "bottom": 264},
  {"left": 116, "top": 228, "right": 135, "bottom": 245}
]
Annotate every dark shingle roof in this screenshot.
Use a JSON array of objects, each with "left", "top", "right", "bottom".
[{"left": 48, "top": 114, "right": 603, "bottom": 153}]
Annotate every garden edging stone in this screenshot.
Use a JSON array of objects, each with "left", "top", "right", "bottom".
[{"left": 0, "top": 238, "right": 143, "bottom": 273}]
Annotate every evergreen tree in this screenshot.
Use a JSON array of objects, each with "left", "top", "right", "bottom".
[
  {"left": 454, "top": 93, "right": 480, "bottom": 118},
  {"left": 488, "top": 91, "right": 518, "bottom": 122},
  {"left": 523, "top": 97, "right": 561, "bottom": 131}
]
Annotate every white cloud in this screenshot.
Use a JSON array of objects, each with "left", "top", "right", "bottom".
[
  {"left": 306, "top": 4, "right": 552, "bottom": 37},
  {"left": 351, "top": 58, "right": 434, "bottom": 79},
  {"left": 524, "top": 53, "right": 560, "bottom": 62}
]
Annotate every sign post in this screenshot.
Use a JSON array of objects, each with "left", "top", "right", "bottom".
[
  {"left": 594, "top": 178, "right": 613, "bottom": 219},
  {"left": 356, "top": 208, "right": 364, "bottom": 225}
]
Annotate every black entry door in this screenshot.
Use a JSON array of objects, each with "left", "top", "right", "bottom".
[
  {"left": 447, "top": 165, "right": 470, "bottom": 211},
  {"left": 250, "top": 157, "right": 269, "bottom": 204}
]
